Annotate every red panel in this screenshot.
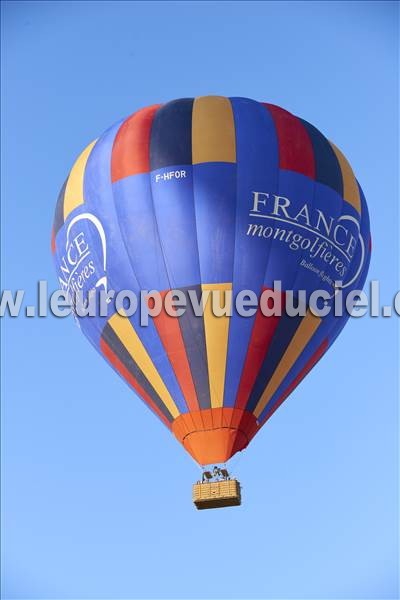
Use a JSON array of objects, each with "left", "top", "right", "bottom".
[
  {"left": 111, "top": 104, "right": 161, "bottom": 182},
  {"left": 260, "top": 338, "right": 329, "bottom": 426},
  {"left": 264, "top": 103, "right": 315, "bottom": 179},
  {"left": 235, "top": 289, "right": 285, "bottom": 410},
  {"left": 100, "top": 337, "right": 172, "bottom": 429},
  {"left": 149, "top": 290, "right": 200, "bottom": 412}
]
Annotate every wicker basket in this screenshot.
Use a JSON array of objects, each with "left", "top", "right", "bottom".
[{"left": 192, "top": 479, "right": 241, "bottom": 509}]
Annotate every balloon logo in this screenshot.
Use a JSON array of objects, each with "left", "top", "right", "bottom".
[
  {"left": 65, "top": 212, "right": 108, "bottom": 296},
  {"left": 52, "top": 96, "right": 371, "bottom": 469}
]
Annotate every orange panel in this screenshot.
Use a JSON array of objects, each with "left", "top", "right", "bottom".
[{"left": 172, "top": 408, "right": 259, "bottom": 465}]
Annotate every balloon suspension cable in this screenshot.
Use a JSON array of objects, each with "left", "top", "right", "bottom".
[
  {"left": 225, "top": 449, "right": 245, "bottom": 480},
  {"left": 199, "top": 465, "right": 232, "bottom": 483}
]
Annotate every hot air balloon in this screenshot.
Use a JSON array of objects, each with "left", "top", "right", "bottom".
[{"left": 52, "top": 96, "right": 371, "bottom": 509}]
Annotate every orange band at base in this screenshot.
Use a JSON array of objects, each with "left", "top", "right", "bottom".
[{"left": 172, "top": 408, "right": 259, "bottom": 466}]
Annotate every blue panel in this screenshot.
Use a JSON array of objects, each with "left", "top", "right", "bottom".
[
  {"left": 77, "top": 123, "right": 188, "bottom": 414},
  {"left": 261, "top": 171, "right": 316, "bottom": 293},
  {"left": 53, "top": 97, "right": 372, "bottom": 451},
  {"left": 319, "top": 181, "right": 371, "bottom": 347},
  {"left": 112, "top": 174, "right": 170, "bottom": 292},
  {"left": 193, "top": 162, "right": 236, "bottom": 283},
  {"left": 149, "top": 165, "right": 202, "bottom": 289},
  {"left": 248, "top": 173, "right": 360, "bottom": 300},
  {"left": 223, "top": 97, "right": 279, "bottom": 407},
  {"left": 53, "top": 204, "right": 108, "bottom": 350},
  {"left": 256, "top": 182, "right": 371, "bottom": 423}
]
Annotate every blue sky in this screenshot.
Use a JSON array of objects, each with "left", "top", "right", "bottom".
[{"left": 1, "top": 1, "right": 398, "bottom": 598}]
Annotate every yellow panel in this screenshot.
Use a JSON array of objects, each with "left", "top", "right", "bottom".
[
  {"left": 192, "top": 96, "right": 236, "bottom": 164},
  {"left": 63, "top": 140, "right": 97, "bottom": 220},
  {"left": 254, "top": 311, "right": 321, "bottom": 419},
  {"left": 109, "top": 311, "right": 180, "bottom": 419},
  {"left": 330, "top": 142, "right": 361, "bottom": 214},
  {"left": 202, "top": 283, "right": 232, "bottom": 408}
]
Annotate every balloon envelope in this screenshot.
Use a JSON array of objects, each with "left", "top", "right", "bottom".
[{"left": 52, "top": 96, "right": 371, "bottom": 465}]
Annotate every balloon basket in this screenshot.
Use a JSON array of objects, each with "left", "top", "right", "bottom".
[{"left": 192, "top": 473, "right": 241, "bottom": 510}]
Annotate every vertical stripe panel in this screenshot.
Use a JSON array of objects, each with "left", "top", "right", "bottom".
[
  {"left": 100, "top": 330, "right": 174, "bottom": 424},
  {"left": 330, "top": 141, "right": 361, "bottom": 213},
  {"left": 148, "top": 100, "right": 200, "bottom": 290},
  {"left": 111, "top": 105, "right": 160, "bottom": 182},
  {"left": 108, "top": 311, "right": 180, "bottom": 419},
  {"left": 51, "top": 227, "right": 56, "bottom": 254},
  {"left": 192, "top": 96, "right": 236, "bottom": 164},
  {"left": 63, "top": 140, "right": 97, "bottom": 219},
  {"left": 254, "top": 311, "right": 321, "bottom": 418},
  {"left": 149, "top": 290, "right": 199, "bottom": 412},
  {"left": 149, "top": 166, "right": 201, "bottom": 289},
  {"left": 150, "top": 99, "right": 193, "bottom": 170},
  {"left": 192, "top": 162, "right": 236, "bottom": 284},
  {"left": 299, "top": 119, "right": 343, "bottom": 197},
  {"left": 177, "top": 286, "right": 211, "bottom": 410},
  {"left": 235, "top": 288, "right": 284, "bottom": 410},
  {"left": 111, "top": 173, "right": 170, "bottom": 292},
  {"left": 202, "top": 283, "right": 232, "bottom": 408},
  {"left": 53, "top": 178, "right": 67, "bottom": 235},
  {"left": 84, "top": 121, "right": 188, "bottom": 413},
  {"left": 247, "top": 306, "right": 303, "bottom": 413},
  {"left": 259, "top": 338, "right": 329, "bottom": 426},
  {"left": 264, "top": 104, "right": 315, "bottom": 178},
  {"left": 223, "top": 97, "right": 279, "bottom": 407}
]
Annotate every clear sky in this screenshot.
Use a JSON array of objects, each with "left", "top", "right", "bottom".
[{"left": 1, "top": 1, "right": 398, "bottom": 599}]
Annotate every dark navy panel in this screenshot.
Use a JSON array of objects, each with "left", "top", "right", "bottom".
[
  {"left": 247, "top": 310, "right": 303, "bottom": 412},
  {"left": 150, "top": 99, "right": 194, "bottom": 170},
  {"left": 177, "top": 285, "right": 211, "bottom": 410},
  {"left": 102, "top": 324, "right": 174, "bottom": 422},
  {"left": 300, "top": 119, "right": 343, "bottom": 197},
  {"left": 258, "top": 312, "right": 333, "bottom": 422},
  {"left": 53, "top": 178, "right": 67, "bottom": 235}
]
